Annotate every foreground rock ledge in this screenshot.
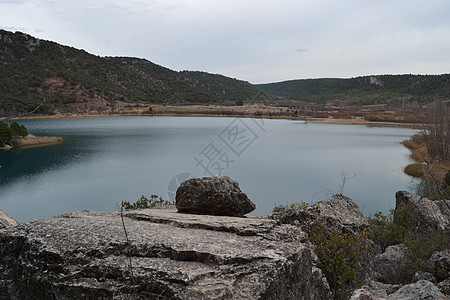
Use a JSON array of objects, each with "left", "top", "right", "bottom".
[{"left": 0, "top": 206, "right": 331, "bottom": 300}]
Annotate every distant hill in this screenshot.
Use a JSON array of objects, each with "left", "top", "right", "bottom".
[
  {"left": 256, "top": 75, "right": 450, "bottom": 105},
  {"left": 0, "top": 30, "right": 264, "bottom": 116},
  {"left": 2, "top": 29, "right": 449, "bottom": 117}
]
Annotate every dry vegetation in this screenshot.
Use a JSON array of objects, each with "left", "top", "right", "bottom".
[
  {"left": 11, "top": 134, "right": 63, "bottom": 147},
  {"left": 402, "top": 100, "right": 450, "bottom": 199}
]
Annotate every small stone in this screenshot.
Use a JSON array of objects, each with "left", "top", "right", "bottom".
[{"left": 175, "top": 175, "right": 256, "bottom": 217}]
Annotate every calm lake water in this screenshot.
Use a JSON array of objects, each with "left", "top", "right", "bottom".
[{"left": 0, "top": 116, "right": 417, "bottom": 223}]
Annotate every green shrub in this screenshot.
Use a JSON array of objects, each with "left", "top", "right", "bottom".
[
  {"left": 368, "top": 211, "right": 403, "bottom": 251},
  {"left": 122, "top": 194, "right": 173, "bottom": 210},
  {"left": 310, "top": 220, "right": 369, "bottom": 300},
  {"left": 272, "top": 201, "right": 309, "bottom": 213},
  {"left": 10, "top": 121, "right": 28, "bottom": 137},
  {"left": 369, "top": 203, "right": 450, "bottom": 280}
]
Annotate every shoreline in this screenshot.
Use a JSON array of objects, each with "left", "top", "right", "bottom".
[
  {"left": 12, "top": 105, "right": 422, "bottom": 129},
  {"left": 0, "top": 134, "right": 63, "bottom": 150}
]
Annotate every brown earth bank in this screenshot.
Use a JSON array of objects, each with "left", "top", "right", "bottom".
[{"left": 0, "top": 134, "right": 63, "bottom": 149}]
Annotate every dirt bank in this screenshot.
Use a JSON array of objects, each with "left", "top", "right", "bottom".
[{"left": 9, "top": 134, "right": 63, "bottom": 148}]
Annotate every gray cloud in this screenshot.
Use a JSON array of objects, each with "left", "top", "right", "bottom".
[{"left": 1, "top": 0, "right": 450, "bottom": 83}]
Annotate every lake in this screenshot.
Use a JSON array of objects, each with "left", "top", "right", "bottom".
[{"left": 0, "top": 116, "right": 417, "bottom": 223}]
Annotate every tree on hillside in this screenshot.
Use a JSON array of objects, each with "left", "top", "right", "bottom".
[
  {"left": 0, "top": 121, "right": 13, "bottom": 145},
  {"left": 10, "top": 121, "right": 28, "bottom": 137}
]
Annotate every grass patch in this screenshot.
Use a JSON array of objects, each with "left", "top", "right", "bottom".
[
  {"left": 401, "top": 139, "right": 418, "bottom": 150},
  {"left": 404, "top": 163, "right": 424, "bottom": 178}
]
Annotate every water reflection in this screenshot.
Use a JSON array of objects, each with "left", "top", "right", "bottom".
[{"left": 0, "top": 117, "right": 417, "bottom": 222}]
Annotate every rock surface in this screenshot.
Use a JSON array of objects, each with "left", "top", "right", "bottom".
[
  {"left": 350, "top": 281, "right": 399, "bottom": 299},
  {"left": 427, "top": 249, "right": 450, "bottom": 282},
  {"left": 372, "top": 244, "right": 408, "bottom": 284},
  {"left": 351, "top": 280, "right": 449, "bottom": 300},
  {"left": 0, "top": 209, "right": 17, "bottom": 229},
  {"left": 394, "top": 191, "right": 414, "bottom": 207},
  {"left": 395, "top": 191, "right": 450, "bottom": 231},
  {"left": 0, "top": 206, "right": 331, "bottom": 300},
  {"left": 415, "top": 197, "right": 450, "bottom": 231},
  {"left": 176, "top": 175, "right": 256, "bottom": 217},
  {"left": 438, "top": 278, "right": 450, "bottom": 297},
  {"left": 412, "top": 271, "right": 436, "bottom": 284},
  {"left": 387, "top": 280, "right": 448, "bottom": 300},
  {"left": 276, "top": 193, "right": 369, "bottom": 234}
]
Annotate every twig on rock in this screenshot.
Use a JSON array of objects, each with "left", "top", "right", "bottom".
[{"left": 121, "top": 201, "right": 137, "bottom": 299}]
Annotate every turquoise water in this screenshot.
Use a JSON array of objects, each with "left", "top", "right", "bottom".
[{"left": 0, "top": 116, "right": 417, "bottom": 222}]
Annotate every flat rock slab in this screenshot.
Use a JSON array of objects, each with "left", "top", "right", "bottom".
[{"left": 0, "top": 207, "right": 331, "bottom": 299}]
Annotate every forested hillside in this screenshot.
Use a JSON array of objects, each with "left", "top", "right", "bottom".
[
  {"left": 257, "top": 75, "right": 450, "bottom": 105},
  {"left": 1, "top": 29, "right": 449, "bottom": 117},
  {"left": 0, "top": 30, "right": 263, "bottom": 116}
]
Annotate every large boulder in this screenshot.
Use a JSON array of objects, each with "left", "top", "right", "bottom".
[
  {"left": 0, "top": 209, "right": 17, "bottom": 229},
  {"left": 372, "top": 244, "right": 409, "bottom": 284},
  {"left": 386, "top": 280, "right": 448, "bottom": 300},
  {"left": 416, "top": 198, "right": 450, "bottom": 231},
  {"left": 394, "top": 191, "right": 450, "bottom": 231},
  {"left": 176, "top": 175, "right": 256, "bottom": 217},
  {"left": 438, "top": 278, "right": 450, "bottom": 297},
  {"left": 276, "top": 193, "right": 369, "bottom": 235},
  {"left": 0, "top": 206, "right": 331, "bottom": 299},
  {"left": 427, "top": 249, "right": 450, "bottom": 282},
  {"left": 350, "top": 281, "right": 400, "bottom": 300},
  {"left": 276, "top": 194, "right": 377, "bottom": 284},
  {"left": 351, "top": 280, "right": 448, "bottom": 300}
]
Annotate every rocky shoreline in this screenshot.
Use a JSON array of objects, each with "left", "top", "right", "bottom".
[{"left": 1, "top": 177, "right": 449, "bottom": 299}]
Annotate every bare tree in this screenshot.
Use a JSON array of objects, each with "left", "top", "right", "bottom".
[
  {"left": 416, "top": 99, "right": 450, "bottom": 199},
  {"left": 339, "top": 169, "right": 356, "bottom": 194},
  {"left": 424, "top": 99, "right": 449, "bottom": 162}
]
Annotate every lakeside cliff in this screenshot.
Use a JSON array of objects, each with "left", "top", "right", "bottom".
[{"left": 1, "top": 187, "right": 449, "bottom": 299}]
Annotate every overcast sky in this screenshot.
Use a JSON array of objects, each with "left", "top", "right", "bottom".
[{"left": 1, "top": 0, "right": 450, "bottom": 83}]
